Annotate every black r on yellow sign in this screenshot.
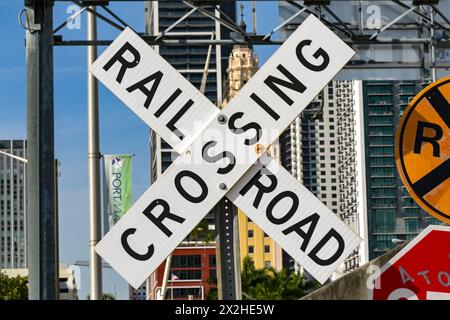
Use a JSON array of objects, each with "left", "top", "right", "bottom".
[{"left": 396, "top": 76, "right": 450, "bottom": 224}]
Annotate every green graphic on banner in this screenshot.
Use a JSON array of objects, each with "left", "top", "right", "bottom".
[{"left": 103, "top": 154, "right": 133, "bottom": 229}]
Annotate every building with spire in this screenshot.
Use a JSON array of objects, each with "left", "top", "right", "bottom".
[{"left": 222, "top": 8, "right": 283, "bottom": 271}]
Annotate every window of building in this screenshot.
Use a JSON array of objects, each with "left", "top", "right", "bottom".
[
  {"left": 209, "top": 255, "right": 216, "bottom": 267},
  {"left": 167, "top": 288, "right": 202, "bottom": 300},
  {"left": 265, "top": 261, "right": 271, "bottom": 268},
  {"left": 172, "top": 255, "right": 201, "bottom": 268},
  {"left": 171, "top": 269, "right": 202, "bottom": 281},
  {"left": 248, "top": 230, "right": 254, "bottom": 238},
  {"left": 264, "top": 245, "right": 270, "bottom": 253},
  {"left": 248, "top": 246, "right": 254, "bottom": 254}
]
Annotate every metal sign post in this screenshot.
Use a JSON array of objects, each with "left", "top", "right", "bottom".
[
  {"left": 87, "top": 5, "right": 103, "bottom": 300},
  {"left": 25, "top": 0, "right": 58, "bottom": 300},
  {"left": 215, "top": 198, "right": 241, "bottom": 300}
]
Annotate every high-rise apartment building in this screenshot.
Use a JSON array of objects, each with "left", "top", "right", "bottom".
[
  {"left": 319, "top": 80, "right": 442, "bottom": 275},
  {"left": 0, "top": 140, "right": 27, "bottom": 269},
  {"left": 277, "top": 4, "right": 443, "bottom": 277},
  {"left": 336, "top": 81, "right": 367, "bottom": 274},
  {"left": 279, "top": 83, "right": 344, "bottom": 273},
  {"left": 280, "top": 80, "right": 442, "bottom": 277},
  {"left": 358, "top": 81, "right": 441, "bottom": 261}
]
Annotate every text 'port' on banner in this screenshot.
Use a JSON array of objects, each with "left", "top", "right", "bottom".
[{"left": 103, "top": 154, "right": 133, "bottom": 231}]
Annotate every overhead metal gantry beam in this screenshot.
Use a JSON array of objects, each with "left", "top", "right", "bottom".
[{"left": 47, "top": 1, "right": 450, "bottom": 48}]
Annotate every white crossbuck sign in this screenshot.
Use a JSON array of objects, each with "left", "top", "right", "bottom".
[{"left": 91, "top": 15, "right": 362, "bottom": 289}]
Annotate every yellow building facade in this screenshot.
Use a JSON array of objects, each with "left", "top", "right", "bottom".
[{"left": 223, "top": 40, "right": 283, "bottom": 271}]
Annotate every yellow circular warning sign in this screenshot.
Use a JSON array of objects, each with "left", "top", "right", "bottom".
[{"left": 396, "top": 76, "right": 450, "bottom": 224}]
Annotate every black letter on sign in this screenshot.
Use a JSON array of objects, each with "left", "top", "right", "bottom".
[
  {"left": 153, "top": 88, "right": 193, "bottom": 140},
  {"left": 103, "top": 42, "right": 140, "bottom": 83},
  {"left": 250, "top": 94, "right": 280, "bottom": 121},
  {"left": 413, "top": 121, "right": 443, "bottom": 158},
  {"left": 263, "top": 64, "right": 307, "bottom": 106},
  {"left": 296, "top": 40, "right": 330, "bottom": 72},
  {"left": 308, "top": 228, "right": 345, "bottom": 266},
  {"left": 239, "top": 167, "right": 278, "bottom": 209},
  {"left": 143, "top": 199, "right": 185, "bottom": 237},
  {"left": 154, "top": 88, "right": 182, "bottom": 117},
  {"left": 228, "top": 112, "right": 262, "bottom": 146},
  {"left": 175, "top": 170, "right": 208, "bottom": 203},
  {"left": 121, "top": 228, "right": 154, "bottom": 261},
  {"left": 282, "top": 213, "right": 320, "bottom": 252},
  {"left": 202, "top": 141, "right": 236, "bottom": 175},
  {"left": 166, "top": 99, "right": 194, "bottom": 140},
  {"left": 126, "top": 71, "right": 163, "bottom": 109},
  {"left": 266, "top": 191, "right": 299, "bottom": 225}
]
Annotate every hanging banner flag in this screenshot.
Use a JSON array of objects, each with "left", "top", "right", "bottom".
[{"left": 103, "top": 154, "right": 133, "bottom": 230}]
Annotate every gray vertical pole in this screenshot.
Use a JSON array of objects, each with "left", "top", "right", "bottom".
[
  {"left": 252, "top": 0, "right": 257, "bottom": 34},
  {"left": 54, "top": 159, "right": 59, "bottom": 300},
  {"left": 215, "top": 198, "right": 242, "bottom": 300},
  {"left": 430, "top": 7, "right": 437, "bottom": 82},
  {"left": 25, "top": 0, "right": 58, "bottom": 300},
  {"left": 87, "top": 6, "right": 102, "bottom": 300}
]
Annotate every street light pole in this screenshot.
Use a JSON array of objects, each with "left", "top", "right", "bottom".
[
  {"left": 25, "top": 0, "right": 58, "bottom": 300},
  {"left": 87, "top": 6, "right": 103, "bottom": 300}
]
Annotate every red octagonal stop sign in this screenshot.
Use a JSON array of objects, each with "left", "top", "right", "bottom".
[{"left": 370, "top": 225, "right": 450, "bottom": 300}]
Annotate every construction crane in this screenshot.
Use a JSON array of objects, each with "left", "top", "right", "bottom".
[{"left": 74, "top": 260, "right": 112, "bottom": 268}]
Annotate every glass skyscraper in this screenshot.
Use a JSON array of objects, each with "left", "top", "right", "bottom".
[
  {"left": 0, "top": 140, "right": 27, "bottom": 269},
  {"left": 361, "top": 81, "right": 441, "bottom": 260}
]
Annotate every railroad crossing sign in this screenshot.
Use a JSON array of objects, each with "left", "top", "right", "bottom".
[
  {"left": 91, "top": 14, "right": 361, "bottom": 289},
  {"left": 396, "top": 76, "right": 450, "bottom": 224},
  {"left": 370, "top": 225, "right": 450, "bottom": 300}
]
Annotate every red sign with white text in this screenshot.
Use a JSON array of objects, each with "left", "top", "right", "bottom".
[{"left": 370, "top": 225, "right": 450, "bottom": 300}]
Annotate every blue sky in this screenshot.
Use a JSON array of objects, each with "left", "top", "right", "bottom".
[{"left": 0, "top": 1, "right": 279, "bottom": 299}]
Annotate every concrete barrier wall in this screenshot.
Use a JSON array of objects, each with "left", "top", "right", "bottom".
[{"left": 301, "top": 243, "right": 407, "bottom": 300}]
